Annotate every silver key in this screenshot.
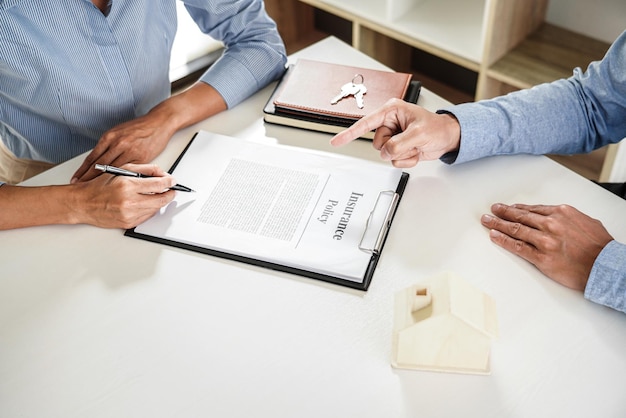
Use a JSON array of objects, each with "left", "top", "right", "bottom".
[
  {"left": 331, "top": 82, "right": 361, "bottom": 105},
  {"left": 354, "top": 84, "right": 367, "bottom": 109}
]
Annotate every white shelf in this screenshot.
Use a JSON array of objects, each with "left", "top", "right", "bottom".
[
  {"left": 292, "top": 0, "right": 558, "bottom": 101},
  {"left": 394, "top": 0, "right": 486, "bottom": 63},
  {"left": 321, "top": 0, "right": 487, "bottom": 64},
  {"left": 320, "top": 0, "right": 386, "bottom": 23}
]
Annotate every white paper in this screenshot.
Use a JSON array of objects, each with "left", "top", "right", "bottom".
[{"left": 135, "top": 131, "right": 404, "bottom": 283}]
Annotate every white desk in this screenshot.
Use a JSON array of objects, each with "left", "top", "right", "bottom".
[{"left": 2, "top": 37, "right": 626, "bottom": 418}]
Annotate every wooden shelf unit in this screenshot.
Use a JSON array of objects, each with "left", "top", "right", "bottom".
[
  {"left": 267, "top": 0, "right": 610, "bottom": 102},
  {"left": 483, "top": 23, "right": 611, "bottom": 98}
]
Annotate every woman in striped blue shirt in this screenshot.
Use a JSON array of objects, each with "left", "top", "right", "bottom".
[{"left": 0, "top": 0, "right": 286, "bottom": 229}]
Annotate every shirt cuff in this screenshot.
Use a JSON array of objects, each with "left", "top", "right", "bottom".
[
  {"left": 584, "top": 240, "right": 626, "bottom": 314},
  {"left": 436, "top": 105, "right": 493, "bottom": 164},
  {"left": 435, "top": 110, "right": 459, "bottom": 164},
  {"left": 199, "top": 54, "right": 258, "bottom": 109},
  {"left": 199, "top": 44, "right": 286, "bottom": 109}
]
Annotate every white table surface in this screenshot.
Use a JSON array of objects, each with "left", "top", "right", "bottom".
[{"left": 2, "top": 37, "right": 626, "bottom": 418}]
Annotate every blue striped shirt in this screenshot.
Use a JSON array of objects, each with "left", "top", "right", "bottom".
[{"left": 0, "top": 0, "right": 286, "bottom": 164}]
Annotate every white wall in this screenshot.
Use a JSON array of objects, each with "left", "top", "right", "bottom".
[
  {"left": 546, "top": 0, "right": 625, "bottom": 43},
  {"left": 170, "top": 4, "right": 223, "bottom": 81}
]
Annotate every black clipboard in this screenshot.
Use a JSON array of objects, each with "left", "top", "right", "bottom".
[{"left": 125, "top": 132, "right": 409, "bottom": 291}]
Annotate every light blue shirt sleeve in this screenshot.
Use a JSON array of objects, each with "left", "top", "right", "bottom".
[
  {"left": 439, "top": 30, "right": 626, "bottom": 313},
  {"left": 440, "top": 30, "right": 626, "bottom": 164},
  {"left": 585, "top": 241, "right": 626, "bottom": 314},
  {"left": 183, "top": 0, "right": 287, "bottom": 108}
]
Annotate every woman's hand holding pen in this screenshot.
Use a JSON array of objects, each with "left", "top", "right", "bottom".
[
  {"left": 0, "top": 163, "right": 176, "bottom": 230},
  {"left": 73, "top": 163, "right": 177, "bottom": 229}
]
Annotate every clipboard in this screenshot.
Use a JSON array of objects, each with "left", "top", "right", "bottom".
[{"left": 125, "top": 131, "right": 408, "bottom": 291}]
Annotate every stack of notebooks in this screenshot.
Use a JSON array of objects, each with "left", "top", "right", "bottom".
[{"left": 264, "top": 59, "right": 422, "bottom": 139}]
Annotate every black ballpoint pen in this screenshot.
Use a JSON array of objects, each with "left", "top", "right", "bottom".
[{"left": 94, "top": 164, "right": 195, "bottom": 192}]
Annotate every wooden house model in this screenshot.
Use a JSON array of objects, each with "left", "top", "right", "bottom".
[{"left": 392, "top": 272, "right": 498, "bottom": 375}]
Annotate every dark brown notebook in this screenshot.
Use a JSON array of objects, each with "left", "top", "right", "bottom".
[
  {"left": 274, "top": 59, "right": 413, "bottom": 119},
  {"left": 264, "top": 59, "right": 421, "bottom": 139}
]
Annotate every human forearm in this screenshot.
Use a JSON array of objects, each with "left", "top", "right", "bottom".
[
  {"left": 0, "top": 184, "right": 85, "bottom": 230},
  {"left": 445, "top": 30, "right": 626, "bottom": 165},
  {"left": 445, "top": 80, "right": 595, "bottom": 164},
  {"left": 152, "top": 82, "right": 227, "bottom": 134},
  {"left": 3, "top": 165, "right": 176, "bottom": 230}
]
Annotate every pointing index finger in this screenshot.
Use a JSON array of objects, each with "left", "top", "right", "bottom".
[{"left": 330, "top": 107, "right": 388, "bottom": 147}]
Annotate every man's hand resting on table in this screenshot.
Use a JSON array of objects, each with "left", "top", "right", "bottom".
[{"left": 481, "top": 203, "right": 614, "bottom": 291}]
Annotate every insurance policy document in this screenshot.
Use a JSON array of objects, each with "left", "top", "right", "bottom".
[{"left": 132, "top": 131, "right": 406, "bottom": 286}]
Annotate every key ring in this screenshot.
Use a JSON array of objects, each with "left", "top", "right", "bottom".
[{"left": 352, "top": 74, "right": 364, "bottom": 85}]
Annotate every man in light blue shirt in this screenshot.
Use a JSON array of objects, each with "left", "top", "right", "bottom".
[
  {"left": 331, "top": 31, "right": 626, "bottom": 314},
  {"left": 0, "top": 0, "right": 286, "bottom": 229}
]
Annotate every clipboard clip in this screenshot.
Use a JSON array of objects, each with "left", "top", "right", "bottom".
[{"left": 358, "top": 190, "right": 400, "bottom": 255}]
